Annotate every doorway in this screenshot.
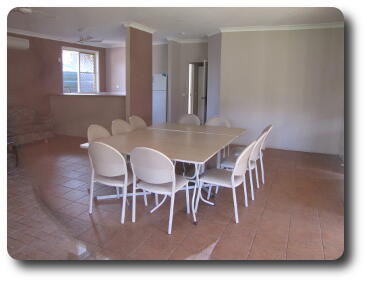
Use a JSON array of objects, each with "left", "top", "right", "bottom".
[{"left": 187, "top": 61, "right": 208, "bottom": 124}]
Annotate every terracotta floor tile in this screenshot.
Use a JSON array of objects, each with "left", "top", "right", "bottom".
[
  {"left": 210, "top": 234, "right": 254, "bottom": 260},
  {"left": 63, "top": 179, "right": 88, "bottom": 190},
  {"left": 7, "top": 136, "right": 344, "bottom": 260}
]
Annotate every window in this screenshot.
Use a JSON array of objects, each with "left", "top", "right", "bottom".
[{"left": 62, "top": 47, "right": 99, "bottom": 93}]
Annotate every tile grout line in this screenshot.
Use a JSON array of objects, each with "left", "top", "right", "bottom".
[
  {"left": 317, "top": 208, "right": 326, "bottom": 260},
  {"left": 285, "top": 214, "right": 292, "bottom": 260},
  {"left": 245, "top": 175, "right": 274, "bottom": 259}
]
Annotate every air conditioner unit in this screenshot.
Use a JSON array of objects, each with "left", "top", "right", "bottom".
[{"left": 7, "top": 36, "right": 30, "bottom": 50}]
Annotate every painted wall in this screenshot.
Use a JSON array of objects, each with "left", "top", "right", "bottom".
[
  {"left": 153, "top": 44, "right": 168, "bottom": 74},
  {"left": 106, "top": 47, "right": 126, "bottom": 93},
  {"left": 207, "top": 33, "right": 221, "bottom": 120},
  {"left": 7, "top": 33, "right": 106, "bottom": 116},
  {"left": 168, "top": 41, "right": 208, "bottom": 122},
  {"left": 167, "top": 41, "right": 180, "bottom": 122},
  {"left": 50, "top": 95, "right": 125, "bottom": 137},
  {"left": 126, "top": 27, "right": 152, "bottom": 125},
  {"left": 220, "top": 28, "right": 344, "bottom": 154}
]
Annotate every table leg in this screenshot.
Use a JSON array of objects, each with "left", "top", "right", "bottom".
[
  {"left": 216, "top": 150, "right": 221, "bottom": 169},
  {"left": 191, "top": 163, "right": 200, "bottom": 224}
]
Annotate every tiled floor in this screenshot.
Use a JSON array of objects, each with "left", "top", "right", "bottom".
[{"left": 7, "top": 136, "right": 344, "bottom": 260}]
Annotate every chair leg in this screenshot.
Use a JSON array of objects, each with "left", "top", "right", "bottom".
[
  {"left": 194, "top": 181, "right": 203, "bottom": 213},
  {"left": 255, "top": 162, "right": 260, "bottom": 189},
  {"left": 231, "top": 186, "right": 239, "bottom": 224},
  {"left": 168, "top": 194, "right": 176, "bottom": 234},
  {"left": 207, "top": 185, "right": 212, "bottom": 200},
  {"left": 115, "top": 187, "right": 120, "bottom": 199},
  {"left": 242, "top": 175, "right": 248, "bottom": 207},
  {"left": 260, "top": 154, "right": 265, "bottom": 184},
  {"left": 249, "top": 168, "right": 255, "bottom": 201},
  {"left": 183, "top": 163, "right": 187, "bottom": 176},
  {"left": 88, "top": 181, "right": 94, "bottom": 214},
  {"left": 215, "top": 185, "right": 219, "bottom": 195},
  {"left": 185, "top": 185, "right": 190, "bottom": 214},
  {"left": 143, "top": 190, "right": 148, "bottom": 206},
  {"left": 120, "top": 185, "right": 127, "bottom": 224},
  {"left": 155, "top": 193, "right": 159, "bottom": 206},
  {"left": 132, "top": 180, "right": 136, "bottom": 223}
]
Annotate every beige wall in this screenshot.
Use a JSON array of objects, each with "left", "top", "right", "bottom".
[
  {"left": 153, "top": 44, "right": 168, "bottom": 74},
  {"left": 220, "top": 28, "right": 344, "bottom": 154},
  {"left": 106, "top": 47, "right": 126, "bottom": 93},
  {"left": 167, "top": 41, "right": 180, "bottom": 122},
  {"left": 168, "top": 41, "right": 208, "bottom": 122},
  {"left": 207, "top": 33, "right": 221, "bottom": 120},
  {"left": 50, "top": 95, "right": 125, "bottom": 137}
]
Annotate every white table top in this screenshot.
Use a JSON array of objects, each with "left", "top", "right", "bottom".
[
  {"left": 97, "top": 125, "right": 245, "bottom": 164},
  {"left": 150, "top": 123, "right": 245, "bottom": 136}
]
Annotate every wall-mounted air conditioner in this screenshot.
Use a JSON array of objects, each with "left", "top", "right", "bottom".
[{"left": 7, "top": 36, "right": 30, "bottom": 50}]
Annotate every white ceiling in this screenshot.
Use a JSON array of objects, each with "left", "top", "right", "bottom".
[{"left": 7, "top": 7, "right": 344, "bottom": 48}]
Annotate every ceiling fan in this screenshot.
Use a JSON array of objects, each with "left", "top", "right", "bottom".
[
  {"left": 12, "top": 7, "right": 55, "bottom": 18},
  {"left": 77, "top": 28, "right": 103, "bottom": 43}
]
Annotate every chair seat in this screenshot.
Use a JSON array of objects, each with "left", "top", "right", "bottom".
[
  {"left": 221, "top": 155, "right": 256, "bottom": 169},
  {"left": 200, "top": 168, "right": 243, "bottom": 188},
  {"left": 94, "top": 169, "right": 133, "bottom": 187},
  {"left": 137, "top": 175, "right": 189, "bottom": 195}
]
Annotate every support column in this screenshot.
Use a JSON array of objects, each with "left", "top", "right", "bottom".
[{"left": 126, "top": 25, "right": 153, "bottom": 125}]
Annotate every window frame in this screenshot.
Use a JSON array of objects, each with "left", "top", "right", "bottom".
[{"left": 61, "top": 46, "right": 100, "bottom": 94}]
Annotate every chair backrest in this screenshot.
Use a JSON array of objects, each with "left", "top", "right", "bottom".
[
  {"left": 260, "top": 125, "right": 273, "bottom": 150},
  {"left": 88, "top": 142, "right": 127, "bottom": 177},
  {"left": 249, "top": 131, "right": 268, "bottom": 161},
  {"left": 205, "top": 116, "right": 231, "bottom": 127},
  {"left": 178, "top": 114, "right": 201, "bottom": 125},
  {"left": 87, "top": 124, "right": 111, "bottom": 142},
  {"left": 111, "top": 119, "right": 133, "bottom": 135},
  {"left": 129, "top": 115, "right": 147, "bottom": 129},
  {"left": 233, "top": 140, "right": 256, "bottom": 176},
  {"left": 130, "top": 147, "right": 175, "bottom": 185}
]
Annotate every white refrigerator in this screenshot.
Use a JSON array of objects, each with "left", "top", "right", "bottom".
[{"left": 152, "top": 73, "right": 167, "bottom": 125}]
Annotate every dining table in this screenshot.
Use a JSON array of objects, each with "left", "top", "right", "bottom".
[{"left": 83, "top": 123, "right": 246, "bottom": 223}]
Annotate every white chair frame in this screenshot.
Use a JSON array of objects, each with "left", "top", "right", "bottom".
[
  {"left": 130, "top": 147, "right": 191, "bottom": 234},
  {"left": 195, "top": 141, "right": 256, "bottom": 223},
  {"left": 88, "top": 142, "right": 131, "bottom": 224}
]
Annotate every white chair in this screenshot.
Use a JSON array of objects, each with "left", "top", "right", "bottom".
[
  {"left": 87, "top": 124, "right": 123, "bottom": 197},
  {"left": 129, "top": 115, "right": 147, "bottom": 129},
  {"left": 195, "top": 141, "right": 256, "bottom": 224},
  {"left": 87, "top": 124, "right": 111, "bottom": 142},
  {"left": 81, "top": 124, "right": 111, "bottom": 149},
  {"left": 111, "top": 119, "right": 133, "bottom": 135},
  {"left": 88, "top": 142, "right": 132, "bottom": 224},
  {"left": 205, "top": 116, "right": 231, "bottom": 128},
  {"left": 178, "top": 114, "right": 200, "bottom": 125},
  {"left": 221, "top": 132, "right": 268, "bottom": 201},
  {"left": 231, "top": 125, "right": 273, "bottom": 184},
  {"left": 258, "top": 125, "right": 273, "bottom": 184},
  {"left": 130, "top": 147, "right": 191, "bottom": 234},
  {"left": 205, "top": 116, "right": 231, "bottom": 157}
]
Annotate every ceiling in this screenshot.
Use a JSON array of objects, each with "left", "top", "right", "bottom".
[{"left": 7, "top": 7, "right": 344, "bottom": 48}]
